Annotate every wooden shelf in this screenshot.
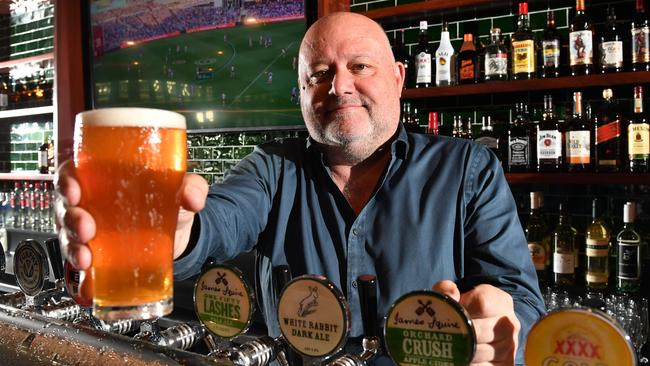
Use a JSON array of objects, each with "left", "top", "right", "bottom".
[
  {"left": 0, "top": 106, "right": 54, "bottom": 120},
  {"left": 0, "top": 52, "right": 54, "bottom": 71},
  {"left": 402, "top": 71, "right": 650, "bottom": 99},
  {"left": 362, "top": 0, "right": 493, "bottom": 20},
  {"left": 506, "top": 172, "right": 650, "bottom": 185},
  {"left": 0, "top": 173, "right": 54, "bottom": 181}
]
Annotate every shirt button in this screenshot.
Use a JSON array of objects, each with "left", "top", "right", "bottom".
[
  {"left": 352, "top": 228, "right": 359, "bottom": 236},
  {"left": 352, "top": 280, "right": 358, "bottom": 289}
]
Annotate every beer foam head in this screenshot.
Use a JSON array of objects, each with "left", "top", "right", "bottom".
[{"left": 76, "top": 108, "right": 186, "bottom": 129}]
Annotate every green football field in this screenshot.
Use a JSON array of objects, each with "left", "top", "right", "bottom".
[{"left": 92, "top": 19, "right": 305, "bottom": 130}]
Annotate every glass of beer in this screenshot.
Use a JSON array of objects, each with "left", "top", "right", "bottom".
[{"left": 74, "top": 108, "right": 186, "bottom": 320}]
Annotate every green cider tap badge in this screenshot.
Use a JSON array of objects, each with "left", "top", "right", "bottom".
[
  {"left": 277, "top": 275, "right": 350, "bottom": 358},
  {"left": 384, "top": 290, "right": 476, "bottom": 366},
  {"left": 194, "top": 264, "right": 253, "bottom": 339},
  {"left": 525, "top": 307, "right": 636, "bottom": 366}
]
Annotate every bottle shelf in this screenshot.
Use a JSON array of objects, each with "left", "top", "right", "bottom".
[
  {"left": 0, "top": 173, "right": 54, "bottom": 181},
  {"left": 402, "top": 71, "right": 650, "bottom": 99},
  {"left": 505, "top": 172, "right": 650, "bottom": 185},
  {"left": 362, "top": 0, "right": 493, "bottom": 20},
  {"left": 0, "top": 52, "right": 55, "bottom": 71},
  {"left": 0, "top": 106, "right": 54, "bottom": 120}
]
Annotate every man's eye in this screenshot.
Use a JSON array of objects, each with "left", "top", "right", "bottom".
[
  {"left": 352, "top": 64, "right": 370, "bottom": 72},
  {"left": 309, "top": 70, "right": 328, "bottom": 83}
]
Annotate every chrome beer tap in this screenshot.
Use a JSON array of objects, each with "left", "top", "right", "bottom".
[
  {"left": 0, "top": 243, "right": 27, "bottom": 307},
  {"left": 328, "top": 275, "right": 381, "bottom": 366},
  {"left": 134, "top": 318, "right": 207, "bottom": 350}
]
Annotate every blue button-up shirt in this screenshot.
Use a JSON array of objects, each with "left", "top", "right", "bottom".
[{"left": 175, "top": 125, "right": 545, "bottom": 363}]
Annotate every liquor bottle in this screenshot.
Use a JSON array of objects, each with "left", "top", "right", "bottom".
[
  {"left": 585, "top": 198, "right": 611, "bottom": 290},
  {"left": 569, "top": 0, "right": 595, "bottom": 75},
  {"left": 565, "top": 92, "right": 592, "bottom": 172},
  {"left": 628, "top": 86, "right": 650, "bottom": 172},
  {"left": 537, "top": 95, "right": 562, "bottom": 172},
  {"left": 594, "top": 88, "right": 621, "bottom": 172},
  {"left": 39, "top": 137, "right": 48, "bottom": 174},
  {"left": 404, "top": 104, "right": 421, "bottom": 133},
  {"left": 631, "top": 0, "right": 650, "bottom": 72},
  {"left": 599, "top": 7, "right": 623, "bottom": 73},
  {"left": 616, "top": 202, "right": 642, "bottom": 293},
  {"left": 553, "top": 203, "right": 577, "bottom": 288},
  {"left": 461, "top": 117, "right": 473, "bottom": 139},
  {"left": 458, "top": 33, "right": 478, "bottom": 84},
  {"left": 508, "top": 102, "right": 534, "bottom": 172},
  {"left": 0, "top": 75, "right": 9, "bottom": 110},
  {"left": 484, "top": 28, "right": 508, "bottom": 82},
  {"left": 475, "top": 116, "right": 501, "bottom": 159},
  {"left": 392, "top": 30, "right": 411, "bottom": 88},
  {"left": 435, "top": 22, "right": 456, "bottom": 86},
  {"left": 452, "top": 116, "right": 462, "bottom": 138},
  {"left": 540, "top": 9, "right": 561, "bottom": 78},
  {"left": 47, "top": 138, "right": 55, "bottom": 174},
  {"left": 438, "top": 114, "right": 453, "bottom": 137},
  {"left": 426, "top": 112, "right": 439, "bottom": 135},
  {"left": 511, "top": 2, "right": 536, "bottom": 80},
  {"left": 527, "top": 191, "right": 549, "bottom": 285},
  {"left": 414, "top": 21, "right": 432, "bottom": 88}
]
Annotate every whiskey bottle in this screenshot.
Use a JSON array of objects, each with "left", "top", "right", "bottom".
[
  {"left": 585, "top": 198, "right": 611, "bottom": 290},
  {"left": 631, "top": 0, "right": 650, "bottom": 72},
  {"left": 458, "top": 33, "right": 478, "bottom": 84},
  {"left": 553, "top": 203, "right": 577, "bottom": 288},
  {"left": 484, "top": 28, "right": 508, "bottom": 82},
  {"left": 511, "top": 2, "right": 536, "bottom": 80},
  {"left": 594, "top": 88, "right": 621, "bottom": 172},
  {"left": 565, "top": 91, "right": 592, "bottom": 172},
  {"left": 569, "top": 0, "right": 595, "bottom": 75},
  {"left": 540, "top": 9, "right": 561, "bottom": 78},
  {"left": 599, "top": 7, "right": 623, "bottom": 73},
  {"left": 435, "top": 22, "right": 456, "bottom": 86},
  {"left": 475, "top": 116, "right": 500, "bottom": 159},
  {"left": 392, "top": 29, "right": 411, "bottom": 88},
  {"left": 452, "top": 116, "right": 462, "bottom": 138},
  {"left": 414, "top": 21, "right": 432, "bottom": 88},
  {"left": 537, "top": 95, "right": 562, "bottom": 172},
  {"left": 616, "top": 202, "right": 642, "bottom": 293},
  {"left": 527, "top": 191, "right": 549, "bottom": 285},
  {"left": 508, "top": 103, "right": 534, "bottom": 172},
  {"left": 628, "top": 86, "right": 650, "bottom": 172}
]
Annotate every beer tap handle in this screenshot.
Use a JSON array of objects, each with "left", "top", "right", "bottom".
[
  {"left": 357, "top": 274, "right": 379, "bottom": 338},
  {"left": 271, "top": 265, "right": 299, "bottom": 366},
  {"left": 44, "top": 238, "right": 64, "bottom": 285},
  {"left": 0, "top": 243, "right": 5, "bottom": 275},
  {"left": 273, "top": 265, "right": 291, "bottom": 297}
]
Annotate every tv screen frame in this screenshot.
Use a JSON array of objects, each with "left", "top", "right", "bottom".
[{"left": 82, "top": 0, "right": 316, "bottom": 133}]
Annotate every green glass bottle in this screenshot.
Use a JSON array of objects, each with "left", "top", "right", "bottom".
[
  {"left": 616, "top": 202, "right": 643, "bottom": 293},
  {"left": 553, "top": 203, "right": 577, "bottom": 288},
  {"left": 527, "top": 191, "right": 549, "bottom": 285}
]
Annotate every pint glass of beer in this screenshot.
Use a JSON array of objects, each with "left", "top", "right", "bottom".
[{"left": 74, "top": 108, "right": 186, "bottom": 320}]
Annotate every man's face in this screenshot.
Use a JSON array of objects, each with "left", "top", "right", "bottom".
[{"left": 298, "top": 14, "right": 405, "bottom": 163}]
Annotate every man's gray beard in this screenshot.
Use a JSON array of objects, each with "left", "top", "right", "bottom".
[{"left": 321, "top": 128, "right": 379, "bottom": 165}]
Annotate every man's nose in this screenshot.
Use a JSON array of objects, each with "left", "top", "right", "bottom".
[{"left": 329, "top": 69, "right": 355, "bottom": 96}]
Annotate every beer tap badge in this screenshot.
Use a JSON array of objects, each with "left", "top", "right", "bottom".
[
  {"left": 525, "top": 307, "right": 636, "bottom": 366},
  {"left": 277, "top": 275, "right": 350, "bottom": 358},
  {"left": 384, "top": 290, "right": 476, "bottom": 366},
  {"left": 14, "top": 240, "right": 50, "bottom": 297},
  {"left": 193, "top": 264, "right": 252, "bottom": 339},
  {"left": 0, "top": 242, "right": 5, "bottom": 274}
]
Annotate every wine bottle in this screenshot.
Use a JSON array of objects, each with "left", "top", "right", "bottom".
[
  {"left": 616, "top": 202, "right": 642, "bottom": 293},
  {"left": 553, "top": 202, "right": 577, "bottom": 288},
  {"left": 527, "top": 191, "right": 549, "bottom": 285},
  {"left": 540, "top": 9, "right": 561, "bottom": 78},
  {"left": 586, "top": 198, "right": 611, "bottom": 290},
  {"left": 435, "top": 22, "right": 456, "bottom": 86},
  {"left": 594, "top": 88, "right": 621, "bottom": 172},
  {"left": 565, "top": 91, "right": 592, "bottom": 172},
  {"left": 511, "top": 2, "right": 536, "bottom": 80},
  {"left": 537, "top": 95, "right": 562, "bottom": 172},
  {"left": 631, "top": 0, "right": 650, "bottom": 72},
  {"left": 458, "top": 33, "right": 478, "bottom": 84},
  {"left": 599, "top": 7, "right": 623, "bottom": 73},
  {"left": 414, "top": 21, "right": 432, "bottom": 88},
  {"left": 569, "top": 0, "right": 595, "bottom": 75},
  {"left": 629, "top": 86, "right": 650, "bottom": 172}
]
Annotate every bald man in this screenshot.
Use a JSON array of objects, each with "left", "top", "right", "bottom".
[{"left": 58, "top": 12, "right": 544, "bottom": 365}]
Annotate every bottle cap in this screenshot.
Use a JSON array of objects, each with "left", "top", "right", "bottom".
[
  {"left": 530, "top": 191, "right": 543, "bottom": 210},
  {"left": 602, "top": 88, "right": 613, "bottom": 100},
  {"left": 519, "top": 2, "right": 529, "bottom": 14},
  {"left": 623, "top": 202, "right": 636, "bottom": 223},
  {"left": 463, "top": 33, "right": 473, "bottom": 42},
  {"left": 419, "top": 21, "right": 428, "bottom": 30},
  {"left": 428, "top": 112, "right": 439, "bottom": 130},
  {"left": 490, "top": 28, "right": 501, "bottom": 35}
]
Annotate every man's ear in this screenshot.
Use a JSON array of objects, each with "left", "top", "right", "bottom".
[{"left": 394, "top": 62, "right": 406, "bottom": 90}]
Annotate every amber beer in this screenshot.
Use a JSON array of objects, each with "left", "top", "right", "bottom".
[{"left": 74, "top": 108, "right": 186, "bottom": 320}]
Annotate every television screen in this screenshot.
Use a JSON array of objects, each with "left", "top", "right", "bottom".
[{"left": 88, "top": 0, "right": 306, "bottom": 131}]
